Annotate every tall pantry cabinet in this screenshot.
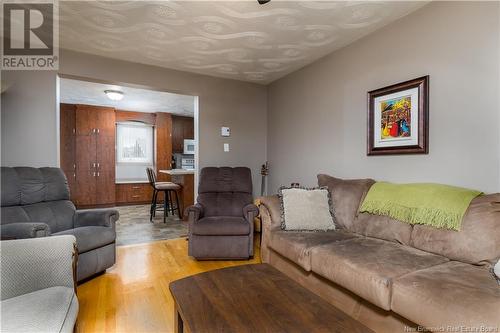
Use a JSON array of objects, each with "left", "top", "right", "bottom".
[{"left": 60, "top": 104, "right": 116, "bottom": 207}]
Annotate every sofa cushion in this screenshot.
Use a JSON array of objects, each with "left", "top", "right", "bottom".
[
  {"left": 317, "top": 174, "right": 375, "bottom": 231},
  {"left": 197, "top": 167, "right": 253, "bottom": 217},
  {"left": 192, "top": 216, "right": 250, "bottom": 236},
  {"left": 310, "top": 237, "right": 449, "bottom": 310},
  {"left": 198, "top": 167, "right": 253, "bottom": 193},
  {"left": 1, "top": 167, "right": 21, "bottom": 206},
  {"left": 411, "top": 194, "right": 500, "bottom": 266},
  {"left": 1, "top": 167, "right": 70, "bottom": 207},
  {"left": 0, "top": 206, "right": 31, "bottom": 224},
  {"left": 392, "top": 261, "right": 500, "bottom": 329},
  {"left": 270, "top": 230, "right": 357, "bottom": 271},
  {"left": 198, "top": 192, "right": 253, "bottom": 217},
  {"left": 353, "top": 213, "right": 413, "bottom": 245},
  {"left": 54, "top": 226, "right": 115, "bottom": 253},
  {"left": 1, "top": 286, "right": 77, "bottom": 333},
  {"left": 1, "top": 200, "right": 76, "bottom": 234}
]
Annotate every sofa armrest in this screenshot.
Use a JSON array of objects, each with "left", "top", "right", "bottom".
[
  {"left": 187, "top": 204, "right": 204, "bottom": 238},
  {"left": 1, "top": 222, "right": 51, "bottom": 239},
  {"left": 0, "top": 235, "right": 77, "bottom": 300},
  {"left": 74, "top": 208, "right": 119, "bottom": 228},
  {"left": 243, "top": 204, "right": 259, "bottom": 223},
  {"left": 243, "top": 204, "right": 257, "bottom": 257},
  {"left": 258, "top": 195, "right": 281, "bottom": 263},
  {"left": 258, "top": 195, "right": 282, "bottom": 232}
]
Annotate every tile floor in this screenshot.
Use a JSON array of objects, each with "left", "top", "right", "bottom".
[{"left": 114, "top": 205, "right": 188, "bottom": 246}]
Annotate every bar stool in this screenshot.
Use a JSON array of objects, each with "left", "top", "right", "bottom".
[{"left": 146, "top": 168, "right": 182, "bottom": 223}]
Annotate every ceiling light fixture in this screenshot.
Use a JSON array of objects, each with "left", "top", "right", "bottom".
[
  {"left": 258, "top": 0, "right": 270, "bottom": 4},
  {"left": 104, "top": 90, "right": 124, "bottom": 101}
]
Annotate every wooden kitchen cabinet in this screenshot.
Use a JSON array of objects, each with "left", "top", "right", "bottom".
[
  {"left": 167, "top": 173, "right": 194, "bottom": 220},
  {"left": 96, "top": 169, "right": 116, "bottom": 205},
  {"left": 60, "top": 104, "right": 76, "bottom": 172},
  {"left": 61, "top": 104, "right": 116, "bottom": 208},
  {"left": 61, "top": 105, "right": 184, "bottom": 208},
  {"left": 75, "top": 135, "right": 96, "bottom": 170},
  {"left": 156, "top": 113, "right": 173, "bottom": 182},
  {"left": 172, "top": 115, "right": 194, "bottom": 153},
  {"left": 115, "top": 183, "right": 153, "bottom": 205},
  {"left": 60, "top": 104, "right": 77, "bottom": 199},
  {"left": 75, "top": 105, "right": 116, "bottom": 207},
  {"left": 75, "top": 169, "right": 97, "bottom": 206}
]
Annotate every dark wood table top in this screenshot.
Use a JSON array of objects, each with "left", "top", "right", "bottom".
[{"left": 169, "top": 263, "right": 374, "bottom": 333}]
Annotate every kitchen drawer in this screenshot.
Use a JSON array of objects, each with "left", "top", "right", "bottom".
[
  {"left": 115, "top": 184, "right": 128, "bottom": 203},
  {"left": 116, "top": 184, "right": 153, "bottom": 204}
]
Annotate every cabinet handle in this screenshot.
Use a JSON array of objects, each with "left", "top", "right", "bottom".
[
  {"left": 97, "top": 128, "right": 100, "bottom": 134},
  {"left": 97, "top": 172, "right": 100, "bottom": 177},
  {"left": 92, "top": 128, "right": 96, "bottom": 134},
  {"left": 73, "top": 173, "right": 76, "bottom": 178},
  {"left": 93, "top": 162, "right": 96, "bottom": 168},
  {"left": 73, "top": 164, "right": 76, "bottom": 170},
  {"left": 93, "top": 172, "right": 96, "bottom": 177},
  {"left": 97, "top": 163, "right": 100, "bottom": 168},
  {"left": 132, "top": 186, "right": 140, "bottom": 189},
  {"left": 131, "top": 195, "right": 140, "bottom": 198}
]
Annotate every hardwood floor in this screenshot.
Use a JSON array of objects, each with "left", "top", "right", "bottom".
[{"left": 76, "top": 237, "right": 261, "bottom": 333}]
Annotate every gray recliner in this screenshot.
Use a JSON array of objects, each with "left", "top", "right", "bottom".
[
  {"left": 187, "top": 167, "right": 258, "bottom": 259},
  {"left": 0, "top": 235, "right": 78, "bottom": 332},
  {"left": 0, "top": 167, "right": 119, "bottom": 281}
]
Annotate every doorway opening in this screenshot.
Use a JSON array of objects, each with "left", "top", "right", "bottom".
[{"left": 58, "top": 76, "right": 199, "bottom": 246}]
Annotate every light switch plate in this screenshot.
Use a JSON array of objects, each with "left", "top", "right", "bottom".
[
  {"left": 224, "top": 143, "right": 230, "bottom": 152},
  {"left": 221, "top": 127, "right": 230, "bottom": 137}
]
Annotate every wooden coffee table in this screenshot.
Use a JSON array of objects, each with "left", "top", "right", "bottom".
[{"left": 169, "top": 263, "right": 373, "bottom": 333}]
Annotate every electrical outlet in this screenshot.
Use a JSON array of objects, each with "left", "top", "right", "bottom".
[{"left": 224, "top": 143, "right": 230, "bottom": 152}]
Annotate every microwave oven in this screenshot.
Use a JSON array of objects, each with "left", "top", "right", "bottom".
[{"left": 183, "top": 139, "right": 195, "bottom": 155}]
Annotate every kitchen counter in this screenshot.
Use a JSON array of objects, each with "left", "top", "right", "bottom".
[
  {"left": 159, "top": 169, "right": 195, "bottom": 175},
  {"left": 159, "top": 169, "right": 195, "bottom": 220},
  {"left": 115, "top": 180, "right": 149, "bottom": 184}
]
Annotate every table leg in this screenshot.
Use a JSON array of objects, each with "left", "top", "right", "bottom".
[{"left": 175, "top": 307, "right": 184, "bottom": 333}]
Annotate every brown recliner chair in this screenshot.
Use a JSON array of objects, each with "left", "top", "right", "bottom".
[{"left": 187, "top": 167, "right": 258, "bottom": 259}]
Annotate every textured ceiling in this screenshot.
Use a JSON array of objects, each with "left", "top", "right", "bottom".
[
  {"left": 60, "top": 1, "right": 427, "bottom": 84},
  {"left": 60, "top": 78, "right": 195, "bottom": 116}
]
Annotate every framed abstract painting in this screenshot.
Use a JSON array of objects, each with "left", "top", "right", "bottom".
[{"left": 367, "top": 76, "right": 429, "bottom": 155}]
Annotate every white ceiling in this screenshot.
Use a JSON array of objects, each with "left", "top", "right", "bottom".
[
  {"left": 59, "top": 1, "right": 427, "bottom": 84},
  {"left": 60, "top": 78, "right": 196, "bottom": 116}
]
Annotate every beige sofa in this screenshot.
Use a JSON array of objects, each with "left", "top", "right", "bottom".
[{"left": 259, "top": 175, "right": 500, "bottom": 333}]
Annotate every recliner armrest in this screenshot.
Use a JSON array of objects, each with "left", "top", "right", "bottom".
[
  {"left": 0, "top": 235, "right": 76, "bottom": 300},
  {"left": 187, "top": 204, "right": 204, "bottom": 222},
  {"left": 74, "top": 208, "right": 119, "bottom": 228},
  {"left": 243, "top": 204, "right": 259, "bottom": 223},
  {"left": 187, "top": 204, "right": 204, "bottom": 240},
  {"left": 1, "top": 222, "right": 51, "bottom": 239}
]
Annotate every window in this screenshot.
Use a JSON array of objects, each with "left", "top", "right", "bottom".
[
  {"left": 116, "top": 122, "right": 154, "bottom": 182},
  {"left": 116, "top": 122, "right": 153, "bottom": 164}
]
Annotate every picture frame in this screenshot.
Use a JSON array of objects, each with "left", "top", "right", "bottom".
[{"left": 367, "top": 76, "right": 429, "bottom": 155}]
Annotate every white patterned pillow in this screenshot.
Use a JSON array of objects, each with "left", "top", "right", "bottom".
[
  {"left": 279, "top": 186, "right": 336, "bottom": 231},
  {"left": 493, "top": 260, "right": 500, "bottom": 285}
]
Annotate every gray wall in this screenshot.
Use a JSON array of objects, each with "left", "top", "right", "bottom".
[
  {"left": 1, "top": 50, "right": 267, "bottom": 194},
  {"left": 3, "top": 2, "right": 498, "bottom": 195},
  {"left": 1, "top": 71, "right": 59, "bottom": 167},
  {"left": 267, "top": 2, "right": 500, "bottom": 193}
]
